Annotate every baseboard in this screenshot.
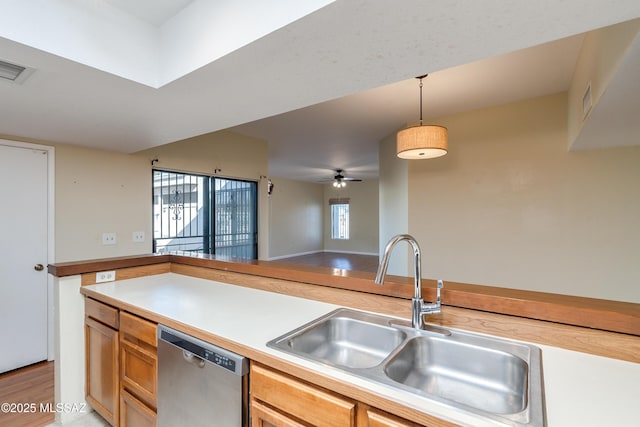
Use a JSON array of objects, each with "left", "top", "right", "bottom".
[
  {"left": 268, "top": 249, "right": 378, "bottom": 261},
  {"left": 267, "top": 250, "right": 322, "bottom": 261},
  {"left": 322, "top": 250, "right": 379, "bottom": 257}
]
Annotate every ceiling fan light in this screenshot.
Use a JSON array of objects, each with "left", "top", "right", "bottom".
[{"left": 397, "top": 125, "right": 448, "bottom": 159}]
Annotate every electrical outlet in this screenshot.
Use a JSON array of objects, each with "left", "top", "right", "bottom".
[
  {"left": 96, "top": 270, "right": 116, "bottom": 283},
  {"left": 132, "top": 231, "right": 145, "bottom": 243},
  {"left": 102, "top": 232, "right": 117, "bottom": 245}
]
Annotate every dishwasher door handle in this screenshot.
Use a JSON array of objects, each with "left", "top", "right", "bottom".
[{"left": 182, "top": 350, "right": 205, "bottom": 368}]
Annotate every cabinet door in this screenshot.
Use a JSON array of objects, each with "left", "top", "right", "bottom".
[
  {"left": 361, "top": 406, "right": 423, "bottom": 427},
  {"left": 85, "top": 317, "right": 119, "bottom": 426},
  {"left": 120, "top": 389, "right": 156, "bottom": 427},
  {"left": 251, "top": 400, "right": 308, "bottom": 427},
  {"left": 251, "top": 363, "right": 355, "bottom": 427}
]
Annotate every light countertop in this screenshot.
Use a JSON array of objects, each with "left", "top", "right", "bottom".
[{"left": 84, "top": 273, "right": 640, "bottom": 427}]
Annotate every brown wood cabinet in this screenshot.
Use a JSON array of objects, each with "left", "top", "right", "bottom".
[
  {"left": 84, "top": 298, "right": 158, "bottom": 427},
  {"left": 251, "top": 363, "right": 356, "bottom": 427},
  {"left": 119, "top": 311, "right": 158, "bottom": 426},
  {"left": 359, "top": 406, "right": 423, "bottom": 427},
  {"left": 85, "top": 298, "right": 119, "bottom": 426},
  {"left": 250, "top": 363, "right": 433, "bottom": 427},
  {"left": 251, "top": 399, "right": 307, "bottom": 427},
  {"left": 120, "top": 389, "right": 157, "bottom": 427}
]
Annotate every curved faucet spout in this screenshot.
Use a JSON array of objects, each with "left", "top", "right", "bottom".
[
  {"left": 375, "top": 234, "right": 422, "bottom": 300},
  {"left": 375, "top": 234, "right": 443, "bottom": 330}
]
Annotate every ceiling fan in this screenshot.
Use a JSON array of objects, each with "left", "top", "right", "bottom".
[{"left": 321, "top": 169, "right": 362, "bottom": 188}]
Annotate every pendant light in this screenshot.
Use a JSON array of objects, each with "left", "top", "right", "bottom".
[{"left": 397, "top": 75, "right": 448, "bottom": 159}]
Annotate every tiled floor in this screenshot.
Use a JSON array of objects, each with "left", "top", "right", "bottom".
[{"left": 45, "top": 411, "right": 109, "bottom": 427}]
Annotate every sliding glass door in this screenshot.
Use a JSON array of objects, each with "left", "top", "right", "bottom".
[
  {"left": 153, "top": 170, "right": 257, "bottom": 259},
  {"left": 213, "top": 177, "right": 258, "bottom": 258}
]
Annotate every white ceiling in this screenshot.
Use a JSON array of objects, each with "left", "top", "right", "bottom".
[
  {"left": 0, "top": 1, "right": 639, "bottom": 182},
  {"left": 104, "top": 0, "right": 193, "bottom": 26}
]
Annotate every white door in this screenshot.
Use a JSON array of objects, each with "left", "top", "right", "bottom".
[{"left": 0, "top": 143, "right": 49, "bottom": 373}]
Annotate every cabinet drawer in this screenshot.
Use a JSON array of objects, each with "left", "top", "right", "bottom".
[
  {"left": 85, "top": 298, "right": 119, "bottom": 329},
  {"left": 120, "top": 311, "right": 157, "bottom": 348},
  {"left": 120, "top": 389, "right": 156, "bottom": 427},
  {"left": 251, "top": 364, "right": 355, "bottom": 427},
  {"left": 121, "top": 339, "right": 157, "bottom": 409}
]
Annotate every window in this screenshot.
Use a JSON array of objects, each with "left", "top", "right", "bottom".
[
  {"left": 153, "top": 170, "right": 258, "bottom": 259},
  {"left": 330, "top": 198, "right": 350, "bottom": 240}
]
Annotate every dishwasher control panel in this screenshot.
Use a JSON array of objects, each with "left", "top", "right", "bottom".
[
  {"left": 207, "top": 350, "right": 236, "bottom": 371},
  {"left": 158, "top": 325, "right": 248, "bottom": 376}
]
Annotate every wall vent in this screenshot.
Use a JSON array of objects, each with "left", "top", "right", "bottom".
[{"left": 0, "top": 59, "right": 34, "bottom": 84}]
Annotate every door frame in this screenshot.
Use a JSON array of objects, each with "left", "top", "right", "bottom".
[{"left": 0, "top": 139, "right": 55, "bottom": 361}]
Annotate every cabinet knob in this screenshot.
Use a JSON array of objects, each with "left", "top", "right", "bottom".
[{"left": 34, "top": 264, "right": 44, "bottom": 271}]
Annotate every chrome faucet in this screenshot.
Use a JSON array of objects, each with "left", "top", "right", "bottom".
[{"left": 375, "top": 234, "right": 443, "bottom": 330}]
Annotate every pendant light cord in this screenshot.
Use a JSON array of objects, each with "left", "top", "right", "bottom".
[
  {"left": 419, "top": 77, "right": 423, "bottom": 126},
  {"left": 417, "top": 74, "right": 428, "bottom": 127}
]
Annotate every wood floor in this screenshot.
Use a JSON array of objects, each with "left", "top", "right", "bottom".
[
  {"left": 0, "top": 361, "right": 54, "bottom": 427},
  {"left": 275, "top": 251, "right": 380, "bottom": 273}
]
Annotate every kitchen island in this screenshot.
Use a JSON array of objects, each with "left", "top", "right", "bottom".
[{"left": 49, "top": 255, "right": 640, "bottom": 426}]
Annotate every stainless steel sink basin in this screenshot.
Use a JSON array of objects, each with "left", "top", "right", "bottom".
[
  {"left": 269, "top": 310, "right": 406, "bottom": 369},
  {"left": 268, "top": 308, "right": 545, "bottom": 426},
  {"left": 384, "top": 336, "right": 528, "bottom": 415}
]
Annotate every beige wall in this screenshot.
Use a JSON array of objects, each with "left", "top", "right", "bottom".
[
  {"left": 405, "top": 93, "right": 640, "bottom": 303},
  {"left": 267, "top": 177, "right": 324, "bottom": 259},
  {"left": 55, "top": 144, "right": 151, "bottom": 262},
  {"left": 379, "top": 133, "right": 409, "bottom": 275},
  {"left": 323, "top": 179, "right": 379, "bottom": 254},
  {"left": 137, "top": 130, "right": 268, "bottom": 180}
]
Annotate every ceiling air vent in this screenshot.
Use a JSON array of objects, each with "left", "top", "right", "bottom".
[{"left": 0, "top": 59, "right": 34, "bottom": 83}]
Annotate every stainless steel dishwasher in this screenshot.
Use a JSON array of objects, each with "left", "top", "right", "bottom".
[{"left": 157, "top": 325, "right": 249, "bottom": 427}]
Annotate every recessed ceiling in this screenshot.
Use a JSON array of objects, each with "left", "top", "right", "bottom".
[
  {"left": 0, "top": 0, "right": 638, "bottom": 182},
  {"left": 105, "top": 0, "right": 193, "bottom": 26}
]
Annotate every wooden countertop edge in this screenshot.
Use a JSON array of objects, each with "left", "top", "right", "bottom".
[
  {"left": 54, "top": 253, "right": 640, "bottom": 336},
  {"left": 80, "top": 268, "right": 639, "bottom": 363},
  {"left": 48, "top": 253, "right": 171, "bottom": 276}
]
